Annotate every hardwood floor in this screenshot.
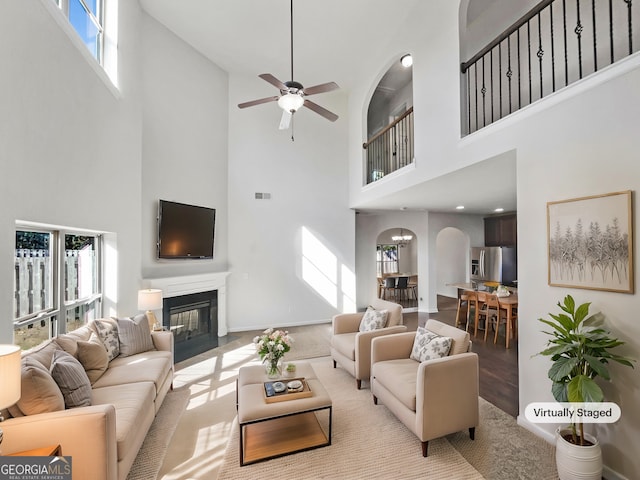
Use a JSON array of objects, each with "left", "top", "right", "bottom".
[{"left": 403, "top": 295, "right": 519, "bottom": 418}]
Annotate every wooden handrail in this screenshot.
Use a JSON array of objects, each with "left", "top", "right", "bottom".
[
  {"left": 460, "top": 0, "right": 555, "bottom": 73},
  {"left": 363, "top": 106, "right": 414, "bottom": 149}
]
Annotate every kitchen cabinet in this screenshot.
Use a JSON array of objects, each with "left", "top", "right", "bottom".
[{"left": 484, "top": 214, "right": 517, "bottom": 246}]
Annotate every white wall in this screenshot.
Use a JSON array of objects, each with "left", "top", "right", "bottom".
[
  {"left": 348, "top": 1, "right": 640, "bottom": 477},
  {"left": 225, "top": 74, "right": 354, "bottom": 331},
  {"left": 139, "top": 14, "right": 229, "bottom": 279},
  {"left": 0, "top": 0, "right": 143, "bottom": 341},
  {"left": 436, "top": 227, "right": 470, "bottom": 298}
]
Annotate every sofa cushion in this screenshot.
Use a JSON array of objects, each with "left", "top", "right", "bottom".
[
  {"left": 91, "top": 382, "right": 156, "bottom": 462},
  {"left": 21, "top": 340, "right": 61, "bottom": 370},
  {"left": 359, "top": 306, "right": 388, "bottom": 332},
  {"left": 76, "top": 333, "right": 109, "bottom": 384},
  {"left": 410, "top": 327, "right": 452, "bottom": 362},
  {"left": 92, "top": 350, "right": 172, "bottom": 394},
  {"left": 116, "top": 314, "right": 155, "bottom": 357},
  {"left": 92, "top": 319, "right": 120, "bottom": 361},
  {"left": 372, "top": 359, "right": 418, "bottom": 411},
  {"left": 13, "top": 356, "right": 65, "bottom": 416},
  {"left": 54, "top": 326, "right": 94, "bottom": 358},
  {"left": 330, "top": 332, "right": 357, "bottom": 361},
  {"left": 50, "top": 350, "right": 92, "bottom": 408}
]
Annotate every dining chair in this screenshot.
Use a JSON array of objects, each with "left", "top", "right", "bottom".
[
  {"left": 394, "top": 276, "right": 410, "bottom": 302},
  {"left": 382, "top": 277, "right": 396, "bottom": 299},
  {"left": 478, "top": 293, "right": 502, "bottom": 340},
  {"left": 497, "top": 298, "right": 518, "bottom": 348},
  {"left": 463, "top": 291, "right": 480, "bottom": 333},
  {"left": 455, "top": 293, "right": 469, "bottom": 328},
  {"left": 408, "top": 275, "right": 418, "bottom": 300}
]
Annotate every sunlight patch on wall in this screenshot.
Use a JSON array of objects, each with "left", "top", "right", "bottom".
[{"left": 301, "top": 227, "right": 355, "bottom": 312}]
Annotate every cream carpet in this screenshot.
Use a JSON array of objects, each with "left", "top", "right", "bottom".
[
  {"left": 127, "top": 388, "right": 190, "bottom": 480},
  {"left": 217, "top": 359, "right": 484, "bottom": 480}
]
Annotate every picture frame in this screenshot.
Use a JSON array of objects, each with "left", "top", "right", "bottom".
[{"left": 547, "top": 190, "right": 634, "bottom": 293}]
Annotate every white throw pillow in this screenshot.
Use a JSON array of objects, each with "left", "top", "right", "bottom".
[
  {"left": 359, "top": 306, "right": 388, "bottom": 332},
  {"left": 116, "top": 314, "right": 155, "bottom": 357},
  {"left": 410, "top": 327, "right": 453, "bottom": 362}
]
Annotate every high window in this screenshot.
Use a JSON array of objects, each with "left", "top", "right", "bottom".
[
  {"left": 14, "top": 227, "right": 103, "bottom": 349},
  {"left": 377, "top": 244, "right": 399, "bottom": 276},
  {"left": 54, "top": 0, "right": 105, "bottom": 64}
]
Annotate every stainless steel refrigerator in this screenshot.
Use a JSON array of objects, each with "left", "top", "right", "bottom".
[{"left": 470, "top": 246, "right": 517, "bottom": 286}]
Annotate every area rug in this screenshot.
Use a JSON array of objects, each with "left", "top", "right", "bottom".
[
  {"left": 126, "top": 387, "right": 190, "bottom": 480},
  {"left": 216, "top": 358, "right": 484, "bottom": 479}
]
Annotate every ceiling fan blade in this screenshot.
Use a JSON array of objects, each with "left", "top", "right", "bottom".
[
  {"left": 259, "top": 73, "right": 287, "bottom": 91},
  {"left": 303, "top": 81, "right": 339, "bottom": 96},
  {"left": 238, "top": 96, "right": 279, "bottom": 109},
  {"left": 303, "top": 100, "right": 339, "bottom": 122},
  {"left": 279, "top": 110, "right": 292, "bottom": 130}
]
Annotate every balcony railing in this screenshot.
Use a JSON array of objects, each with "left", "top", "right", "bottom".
[
  {"left": 461, "top": 0, "right": 638, "bottom": 135},
  {"left": 363, "top": 107, "right": 414, "bottom": 184}
]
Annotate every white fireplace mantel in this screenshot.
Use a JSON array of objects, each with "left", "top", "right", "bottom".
[{"left": 143, "top": 272, "right": 230, "bottom": 336}]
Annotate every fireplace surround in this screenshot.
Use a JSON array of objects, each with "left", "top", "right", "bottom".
[{"left": 144, "top": 272, "right": 229, "bottom": 362}]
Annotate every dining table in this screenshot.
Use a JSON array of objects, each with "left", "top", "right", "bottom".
[{"left": 447, "top": 283, "right": 518, "bottom": 348}]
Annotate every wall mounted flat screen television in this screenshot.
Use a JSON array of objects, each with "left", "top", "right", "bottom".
[{"left": 157, "top": 200, "right": 215, "bottom": 259}]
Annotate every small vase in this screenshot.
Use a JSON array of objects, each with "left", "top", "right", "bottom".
[{"left": 265, "top": 358, "right": 283, "bottom": 379}]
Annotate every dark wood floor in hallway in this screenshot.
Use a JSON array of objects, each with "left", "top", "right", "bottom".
[{"left": 404, "top": 295, "right": 519, "bottom": 418}]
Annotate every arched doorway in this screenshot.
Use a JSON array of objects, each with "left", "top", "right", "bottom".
[
  {"left": 376, "top": 227, "right": 418, "bottom": 309},
  {"left": 435, "top": 227, "right": 469, "bottom": 299}
]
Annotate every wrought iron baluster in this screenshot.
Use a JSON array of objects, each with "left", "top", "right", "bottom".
[
  {"left": 624, "top": 0, "right": 632, "bottom": 55},
  {"left": 467, "top": 68, "right": 471, "bottom": 134},
  {"left": 538, "top": 12, "right": 544, "bottom": 99},
  {"left": 507, "top": 36, "right": 513, "bottom": 113},
  {"left": 563, "top": 0, "right": 569, "bottom": 86},
  {"left": 550, "top": 2, "right": 556, "bottom": 92},
  {"left": 490, "top": 49, "right": 495, "bottom": 123},
  {"left": 528, "top": 20, "right": 533, "bottom": 104},
  {"left": 517, "top": 30, "right": 522, "bottom": 109},
  {"left": 499, "top": 43, "right": 503, "bottom": 119},
  {"left": 576, "top": 0, "right": 584, "bottom": 79},
  {"left": 474, "top": 63, "right": 479, "bottom": 131},
  {"left": 609, "top": 0, "right": 614, "bottom": 62},
  {"left": 592, "top": 0, "right": 598, "bottom": 71},
  {"left": 482, "top": 56, "right": 487, "bottom": 127}
]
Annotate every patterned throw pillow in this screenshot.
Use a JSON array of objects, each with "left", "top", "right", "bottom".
[
  {"left": 359, "top": 306, "right": 388, "bottom": 332},
  {"left": 410, "top": 327, "right": 453, "bottom": 362},
  {"left": 116, "top": 314, "right": 155, "bottom": 357},
  {"left": 93, "top": 319, "right": 120, "bottom": 361},
  {"left": 50, "top": 350, "right": 92, "bottom": 409}
]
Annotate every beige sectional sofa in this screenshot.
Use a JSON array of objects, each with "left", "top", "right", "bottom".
[{"left": 1, "top": 315, "right": 174, "bottom": 480}]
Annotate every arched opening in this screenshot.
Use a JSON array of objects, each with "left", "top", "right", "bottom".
[
  {"left": 376, "top": 227, "right": 418, "bottom": 309},
  {"left": 435, "top": 227, "right": 469, "bottom": 299},
  {"left": 363, "top": 54, "right": 414, "bottom": 184}
]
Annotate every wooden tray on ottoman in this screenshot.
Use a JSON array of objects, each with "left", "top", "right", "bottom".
[{"left": 263, "top": 378, "right": 312, "bottom": 403}]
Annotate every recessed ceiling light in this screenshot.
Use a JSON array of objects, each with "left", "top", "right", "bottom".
[
  {"left": 494, "top": 207, "right": 504, "bottom": 212},
  {"left": 400, "top": 54, "right": 413, "bottom": 68},
  {"left": 456, "top": 205, "right": 465, "bottom": 210}
]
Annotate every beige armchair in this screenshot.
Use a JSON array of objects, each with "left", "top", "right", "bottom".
[
  {"left": 330, "top": 298, "right": 406, "bottom": 389},
  {"left": 370, "top": 319, "right": 479, "bottom": 457}
]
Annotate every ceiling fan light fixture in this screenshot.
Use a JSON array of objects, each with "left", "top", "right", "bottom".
[
  {"left": 400, "top": 54, "right": 413, "bottom": 68},
  {"left": 278, "top": 93, "right": 304, "bottom": 112}
]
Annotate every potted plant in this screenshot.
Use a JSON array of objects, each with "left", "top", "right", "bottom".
[
  {"left": 284, "top": 363, "right": 297, "bottom": 378},
  {"left": 538, "top": 295, "right": 634, "bottom": 480}
]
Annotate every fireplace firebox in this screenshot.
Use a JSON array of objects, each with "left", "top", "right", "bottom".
[{"left": 163, "top": 290, "right": 218, "bottom": 363}]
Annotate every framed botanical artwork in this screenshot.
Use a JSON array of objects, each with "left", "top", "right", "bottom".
[{"left": 547, "top": 190, "right": 634, "bottom": 293}]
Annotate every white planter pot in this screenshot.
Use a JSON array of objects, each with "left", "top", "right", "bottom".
[{"left": 556, "top": 427, "right": 602, "bottom": 480}]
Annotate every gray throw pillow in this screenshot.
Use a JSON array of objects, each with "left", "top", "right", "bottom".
[
  {"left": 410, "top": 327, "right": 453, "bottom": 362},
  {"left": 359, "top": 306, "right": 388, "bottom": 332},
  {"left": 50, "top": 350, "right": 92, "bottom": 409},
  {"left": 116, "top": 314, "right": 155, "bottom": 357}
]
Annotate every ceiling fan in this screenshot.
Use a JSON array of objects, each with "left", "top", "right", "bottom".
[{"left": 237, "top": 0, "right": 339, "bottom": 131}]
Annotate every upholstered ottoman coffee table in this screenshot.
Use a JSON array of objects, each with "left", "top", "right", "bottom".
[{"left": 236, "top": 361, "right": 332, "bottom": 466}]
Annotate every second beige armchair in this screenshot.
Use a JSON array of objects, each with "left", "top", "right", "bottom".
[{"left": 330, "top": 298, "right": 406, "bottom": 389}]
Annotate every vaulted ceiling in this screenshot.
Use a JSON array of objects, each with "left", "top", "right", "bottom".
[{"left": 140, "top": 0, "right": 517, "bottom": 216}]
